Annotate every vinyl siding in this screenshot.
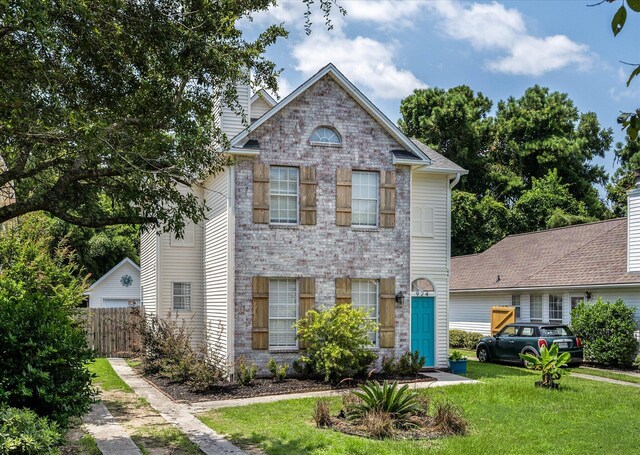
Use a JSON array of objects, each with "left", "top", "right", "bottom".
[
  {"left": 203, "top": 169, "right": 233, "bottom": 362},
  {"left": 140, "top": 229, "right": 158, "bottom": 316},
  {"left": 587, "top": 288, "right": 640, "bottom": 323},
  {"left": 88, "top": 262, "right": 140, "bottom": 308},
  {"left": 250, "top": 96, "right": 272, "bottom": 121},
  {"left": 449, "top": 293, "right": 511, "bottom": 335},
  {"left": 410, "top": 172, "right": 451, "bottom": 368},
  {"left": 157, "top": 187, "right": 205, "bottom": 347},
  {"left": 221, "top": 84, "right": 250, "bottom": 139},
  {"left": 628, "top": 189, "right": 640, "bottom": 272}
]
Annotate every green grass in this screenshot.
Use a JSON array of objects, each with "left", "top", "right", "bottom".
[
  {"left": 199, "top": 362, "right": 640, "bottom": 454},
  {"left": 87, "top": 358, "right": 132, "bottom": 392},
  {"left": 568, "top": 366, "right": 640, "bottom": 384},
  {"left": 77, "top": 434, "right": 101, "bottom": 455},
  {"left": 449, "top": 348, "right": 477, "bottom": 359}
]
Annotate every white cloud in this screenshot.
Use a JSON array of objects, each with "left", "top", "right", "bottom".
[
  {"left": 427, "top": 1, "right": 591, "bottom": 76},
  {"left": 292, "top": 31, "right": 426, "bottom": 99},
  {"left": 342, "top": 1, "right": 427, "bottom": 27},
  {"left": 276, "top": 76, "right": 293, "bottom": 99}
]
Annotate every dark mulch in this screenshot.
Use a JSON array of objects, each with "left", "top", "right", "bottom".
[
  {"left": 327, "top": 416, "right": 445, "bottom": 440},
  {"left": 143, "top": 372, "right": 436, "bottom": 403}
]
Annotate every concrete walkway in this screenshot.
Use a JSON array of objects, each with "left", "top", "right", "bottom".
[
  {"left": 189, "top": 370, "right": 479, "bottom": 413},
  {"left": 572, "top": 372, "right": 640, "bottom": 388},
  {"left": 109, "top": 358, "right": 246, "bottom": 455},
  {"left": 581, "top": 366, "right": 640, "bottom": 379},
  {"left": 83, "top": 403, "right": 142, "bottom": 455}
]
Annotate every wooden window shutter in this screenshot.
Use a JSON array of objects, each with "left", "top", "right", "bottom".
[
  {"left": 253, "top": 162, "right": 270, "bottom": 224},
  {"left": 380, "top": 170, "right": 396, "bottom": 228},
  {"left": 336, "top": 168, "right": 352, "bottom": 226},
  {"left": 298, "top": 277, "right": 315, "bottom": 349},
  {"left": 300, "top": 167, "right": 317, "bottom": 225},
  {"left": 379, "top": 278, "right": 396, "bottom": 348},
  {"left": 252, "top": 277, "right": 269, "bottom": 350},
  {"left": 335, "top": 278, "right": 352, "bottom": 305}
]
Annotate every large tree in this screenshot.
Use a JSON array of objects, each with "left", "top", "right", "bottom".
[
  {"left": 607, "top": 139, "right": 640, "bottom": 216},
  {"left": 0, "top": 0, "right": 342, "bottom": 233},
  {"left": 490, "top": 86, "right": 612, "bottom": 215},
  {"left": 399, "top": 86, "right": 493, "bottom": 194}
]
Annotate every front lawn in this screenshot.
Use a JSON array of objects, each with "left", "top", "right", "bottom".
[
  {"left": 87, "top": 358, "right": 133, "bottom": 392},
  {"left": 199, "top": 362, "right": 640, "bottom": 454}
]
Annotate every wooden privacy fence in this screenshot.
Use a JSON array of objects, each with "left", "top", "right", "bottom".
[
  {"left": 491, "top": 306, "right": 515, "bottom": 335},
  {"left": 76, "top": 307, "right": 143, "bottom": 357}
]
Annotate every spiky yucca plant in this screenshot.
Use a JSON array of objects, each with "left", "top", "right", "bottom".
[{"left": 346, "top": 380, "right": 422, "bottom": 427}]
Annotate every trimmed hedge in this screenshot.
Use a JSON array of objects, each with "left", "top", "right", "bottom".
[
  {"left": 449, "top": 330, "right": 484, "bottom": 350},
  {"left": 571, "top": 298, "right": 639, "bottom": 367}
]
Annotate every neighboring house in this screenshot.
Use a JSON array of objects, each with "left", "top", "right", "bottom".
[
  {"left": 450, "top": 182, "right": 640, "bottom": 334},
  {"left": 86, "top": 258, "right": 141, "bottom": 308},
  {"left": 140, "top": 64, "right": 466, "bottom": 370}
]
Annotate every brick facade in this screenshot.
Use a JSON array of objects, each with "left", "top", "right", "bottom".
[{"left": 233, "top": 75, "right": 411, "bottom": 369}]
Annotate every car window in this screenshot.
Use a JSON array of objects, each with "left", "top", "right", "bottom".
[
  {"left": 540, "top": 326, "right": 573, "bottom": 337},
  {"left": 520, "top": 327, "right": 535, "bottom": 337},
  {"left": 498, "top": 326, "right": 518, "bottom": 337}
]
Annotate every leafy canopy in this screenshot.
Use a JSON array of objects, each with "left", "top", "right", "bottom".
[{"left": 0, "top": 0, "right": 343, "bottom": 233}]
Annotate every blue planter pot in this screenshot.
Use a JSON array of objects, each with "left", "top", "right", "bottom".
[{"left": 449, "top": 359, "right": 468, "bottom": 375}]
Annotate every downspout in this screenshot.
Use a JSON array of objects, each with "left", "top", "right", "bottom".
[
  {"left": 445, "top": 172, "right": 460, "bottom": 367},
  {"left": 449, "top": 172, "right": 461, "bottom": 189}
]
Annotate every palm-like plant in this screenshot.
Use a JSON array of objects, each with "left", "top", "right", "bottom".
[
  {"left": 519, "top": 344, "right": 572, "bottom": 388},
  {"left": 346, "top": 380, "right": 422, "bottom": 427}
]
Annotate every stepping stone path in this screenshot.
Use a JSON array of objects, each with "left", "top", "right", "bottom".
[{"left": 108, "top": 358, "right": 246, "bottom": 455}]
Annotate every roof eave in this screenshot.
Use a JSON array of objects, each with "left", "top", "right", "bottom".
[{"left": 450, "top": 281, "right": 640, "bottom": 293}]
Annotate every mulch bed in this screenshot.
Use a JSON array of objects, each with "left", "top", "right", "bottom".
[
  {"left": 143, "top": 372, "right": 437, "bottom": 403},
  {"left": 327, "top": 416, "right": 446, "bottom": 440}
]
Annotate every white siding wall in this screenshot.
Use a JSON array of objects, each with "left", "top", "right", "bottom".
[
  {"left": 203, "top": 169, "right": 233, "bottom": 363},
  {"left": 158, "top": 186, "right": 206, "bottom": 347},
  {"left": 88, "top": 262, "right": 140, "bottom": 308},
  {"left": 589, "top": 288, "right": 640, "bottom": 324},
  {"left": 250, "top": 97, "right": 272, "bottom": 121},
  {"left": 449, "top": 293, "right": 511, "bottom": 335},
  {"left": 221, "top": 84, "right": 251, "bottom": 139},
  {"left": 410, "top": 172, "right": 451, "bottom": 368},
  {"left": 140, "top": 229, "right": 158, "bottom": 316},
  {"left": 628, "top": 188, "right": 640, "bottom": 272}
]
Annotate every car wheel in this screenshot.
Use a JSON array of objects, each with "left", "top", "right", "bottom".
[
  {"left": 477, "top": 346, "right": 490, "bottom": 363},
  {"left": 521, "top": 350, "right": 536, "bottom": 368}
]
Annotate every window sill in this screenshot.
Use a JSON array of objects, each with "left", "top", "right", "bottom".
[
  {"left": 352, "top": 226, "right": 379, "bottom": 232},
  {"left": 269, "top": 224, "right": 300, "bottom": 230},
  {"left": 268, "top": 348, "right": 299, "bottom": 354},
  {"left": 309, "top": 141, "right": 343, "bottom": 148}
]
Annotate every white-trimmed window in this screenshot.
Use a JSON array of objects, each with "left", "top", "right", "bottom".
[
  {"left": 530, "top": 295, "right": 542, "bottom": 321},
  {"left": 352, "top": 171, "right": 379, "bottom": 227},
  {"left": 549, "top": 295, "right": 563, "bottom": 322},
  {"left": 170, "top": 222, "right": 195, "bottom": 247},
  {"left": 270, "top": 166, "right": 299, "bottom": 224},
  {"left": 268, "top": 278, "right": 298, "bottom": 349},
  {"left": 172, "top": 282, "right": 191, "bottom": 311},
  {"left": 310, "top": 126, "right": 341, "bottom": 144},
  {"left": 352, "top": 279, "right": 379, "bottom": 345},
  {"left": 511, "top": 295, "right": 521, "bottom": 321}
]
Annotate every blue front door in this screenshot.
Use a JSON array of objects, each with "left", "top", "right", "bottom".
[{"left": 411, "top": 296, "right": 435, "bottom": 367}]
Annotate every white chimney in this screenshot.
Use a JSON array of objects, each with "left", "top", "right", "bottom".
[{"left": 627, "top": 169, "right": 640, "bottom": 272}]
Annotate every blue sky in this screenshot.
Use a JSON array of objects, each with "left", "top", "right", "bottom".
[{"left": 245, "top": 0, "right": 640, "bottom": 177}]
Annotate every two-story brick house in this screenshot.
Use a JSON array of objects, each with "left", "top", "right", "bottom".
[{"left": 140, "top": 64, "right": 466, "bottom": 370}]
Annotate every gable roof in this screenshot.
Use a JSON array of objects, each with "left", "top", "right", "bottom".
[
  {"left": 451, "top": 218, "right": 640, "bottom": 291},
  {"left": 250, "top": 89, "right": 277, "bottom": 108},
  {"left": 409, "top": 139, "right": 467, "bottom": 174},
  {"left": 87, "top": 257, "right": 140, "bottom": 292},
  {"left": 230, "top": 63, "right": 432, "bottom": 164}
]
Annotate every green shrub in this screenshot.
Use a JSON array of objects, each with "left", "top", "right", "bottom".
[
  {"left": 267, "top": 359, "right": 288, "bottom": 383},
  {"left": 450, "top": 330, "right": 484, "bottom": 350},
  {"left": 571, "top": 298, "right": 639, "bottom": 367},
  {"left": 0, "top": 217, "right": 96, "bottom": 427},
  {"left": 449, "top": 350, "right": 467, "bottom": 361},
  {"left": 380, "top": 351, "right": 425, "bottom": 376},
  {"left": 236, "top": 356, "right": 257, "bottom": 386},
  {"left": 295, "top": 303, "right": 378, "bottom": 383},
  {"left": 634, "top": 353, "right": 640, "bottom": 370},
  {"left": 346, "top": 381, "right": 421, "bottom": 428},
  {"left": 0, "top": 406, "right": 63, "bottom": 454}
]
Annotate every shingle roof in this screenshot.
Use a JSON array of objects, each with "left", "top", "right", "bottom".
[
  {"left": 410, "top": 139, "right": 467, "bottom": 173},
  {"left": 450, "top": 218, "right": 640, "bottom": 290}
]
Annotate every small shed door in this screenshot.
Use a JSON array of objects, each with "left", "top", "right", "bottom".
[{"left": 411, "top": 296, "right": 435, "bottom": 367}]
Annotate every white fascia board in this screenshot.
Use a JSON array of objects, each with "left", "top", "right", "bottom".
[
  {"left": 412, "top": 164, "right": 469, "bottom": 175},
  {"left": 230, "top": 64, "right": 430, "bottom": 164},
  {"left": 451, "top": 282, "right": 640, "bottom": 293},
  {"left": 228, "top": 148, "right": 260, "bottom": 156},
  {"left": 250, "top": 89, "right": 277, "bottom": 107}
]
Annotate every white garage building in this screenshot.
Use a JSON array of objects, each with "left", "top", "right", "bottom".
[{"left": 86, "top": 257, "right": 141, "bottom": 308}]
